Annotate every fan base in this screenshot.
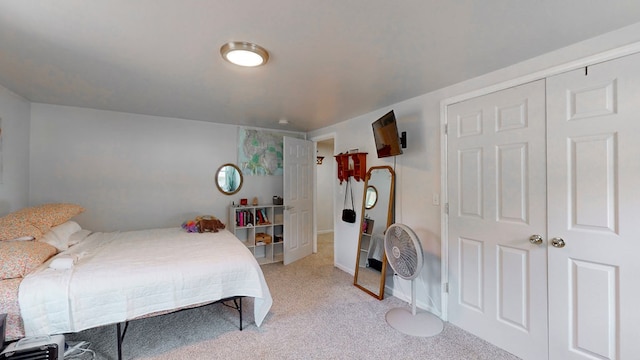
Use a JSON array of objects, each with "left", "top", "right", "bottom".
[{"left": 385, "top": 307, "right": 444, "bottom": 337}]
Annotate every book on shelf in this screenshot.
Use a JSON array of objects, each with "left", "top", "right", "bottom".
[
  {"left": 236, "top": 209, "right": 254, "bottom": 227},
  {"left": 254, "top": 208, "right": 270, "bottom": 225}
]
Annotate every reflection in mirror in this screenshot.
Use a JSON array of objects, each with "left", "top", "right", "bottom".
[
  {"left": 354, "top": 166, "right": 395, "bottom": 300},
  {"left": 215, "top": 163, "right": 243, "bottom": 195},
  {"left": 364, "top": 185, "right": 378, "bottom": 209}
]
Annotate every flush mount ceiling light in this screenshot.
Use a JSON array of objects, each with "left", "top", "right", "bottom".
[{"left": 220, "top": 41, "right": 269, "bottom": 67}]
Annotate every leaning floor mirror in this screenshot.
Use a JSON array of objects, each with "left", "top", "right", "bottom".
[{"left": 354, "top": 165, "right": 395, "bottom": 300}]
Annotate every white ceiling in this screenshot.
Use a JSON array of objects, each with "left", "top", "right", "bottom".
[{"left": 1, "top": 1, "right": 639, "bottom": 132}]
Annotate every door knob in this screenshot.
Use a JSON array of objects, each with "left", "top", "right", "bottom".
[
  {"left": 529, "top": 235, "right": 543, "bottom": 245},
  {"left": 551, "top": 237, "right": 565, "bottom": 248}
]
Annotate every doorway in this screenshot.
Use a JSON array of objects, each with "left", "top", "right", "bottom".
[{"left": 314, "top": 136, "right": 335, "bottom": 263}]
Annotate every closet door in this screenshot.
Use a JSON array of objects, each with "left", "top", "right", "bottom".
[
  {"left": 546, "top": 53, "right": 640, "bottom": 360},
  {"left": 446, "top": 80, "right": 548, "bottom": 360}
]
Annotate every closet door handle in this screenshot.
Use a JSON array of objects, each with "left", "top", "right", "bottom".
[
  {"left": 551, "top": 237, "right": 565, "bottom": 248},
  {"left": 529, "top": 235, "right": 543, "bottom": 245}
]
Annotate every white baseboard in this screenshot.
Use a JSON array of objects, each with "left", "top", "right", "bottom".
[
  {"left": 335, "top": 263, "right": 354, "bottom": 276},
  {"left": 385, "top": 283, "right": 442, "bottom": 318}
]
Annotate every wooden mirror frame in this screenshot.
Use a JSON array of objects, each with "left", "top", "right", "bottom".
[
  {"left": 215, "top": 163, "right": 243, "bottom": 195},
  {"left": 353, "top": 165, "right": 395, "bottom": 300}
]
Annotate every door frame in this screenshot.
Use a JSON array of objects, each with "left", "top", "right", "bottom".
[{"left": 439, "top": 41, "right": 640, "bottom": 322}]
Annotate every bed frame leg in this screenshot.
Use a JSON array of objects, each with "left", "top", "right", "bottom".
[
  {"left": 116, "top": 321, "right": 129, "bottom": 360},
  {"left": 238, "top": 297, "right": 243, "bottom": 331},
  {"left": 232, "top": 297, "right": 243, "bottom": 330},
  {"left": 223, "top": 297, "right": 243, "bottom": 331}
]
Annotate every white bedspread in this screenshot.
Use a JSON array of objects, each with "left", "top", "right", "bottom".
[{"left": 19, "top": 228, "right": 273, "bottom": 336}]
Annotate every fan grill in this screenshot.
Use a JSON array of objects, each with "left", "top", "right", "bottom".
[{"left": 385, "top": 224, "right": 420, "bottom": 280}]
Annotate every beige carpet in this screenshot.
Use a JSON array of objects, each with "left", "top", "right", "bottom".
[{"left": 67, "top": 233, "right": 520, "bottom": 360}]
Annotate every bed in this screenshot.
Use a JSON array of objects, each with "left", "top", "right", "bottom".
[{"left": 0, "top": 204, "right": 273, "bottom": 357}]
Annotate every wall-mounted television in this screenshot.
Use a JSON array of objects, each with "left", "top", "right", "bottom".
[{"left": 372, "top": 110, "right": 405, "bottom": 158}]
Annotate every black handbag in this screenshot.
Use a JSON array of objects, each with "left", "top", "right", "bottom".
[{"left": 342, "top": 178, "right": 357, "bottom": 223}]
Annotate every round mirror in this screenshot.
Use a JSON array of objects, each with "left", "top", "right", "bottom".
[
  {"left": 215, "top": 163, "right": 243, "bottom": 195},
  {"left": 364, "top": 185, "right": 378, "bottom": 209}
]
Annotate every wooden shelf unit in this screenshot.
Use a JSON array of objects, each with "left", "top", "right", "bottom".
[{"left": 228, "top": 205, "right": 285, "bottom": 265}]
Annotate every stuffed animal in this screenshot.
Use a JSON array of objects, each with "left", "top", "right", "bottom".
[{"left": 196, "top": 215, "right": 225, "bottom": 233}]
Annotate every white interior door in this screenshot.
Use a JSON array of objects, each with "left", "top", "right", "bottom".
[
  {"left": 446, "top": 80, "right": 548, "bottom": 360},
  {"left": 546, "top": 53, "right": 640, "bottom": 360},
  {"left": 283, "top": 136, "right": 314, "bottom": 265}
]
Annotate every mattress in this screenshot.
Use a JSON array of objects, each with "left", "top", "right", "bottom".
[{"left": 18, "top": 227, "right": 272, "bottom": 336}]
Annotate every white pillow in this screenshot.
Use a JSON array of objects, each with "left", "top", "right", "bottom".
[
  {"left": 38, "top": 221, "right": 82, "bottom": 252},
  {"left": 68, "top": 229, "right": 92, "bottom": 247}
]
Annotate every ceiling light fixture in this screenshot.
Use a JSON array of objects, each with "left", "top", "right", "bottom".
[{"left": 220, "top": 41, "right": 269, "bottom": 67}]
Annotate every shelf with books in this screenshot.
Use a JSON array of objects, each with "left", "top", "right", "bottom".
[{"left": 228, "top": 204, "right": 285, "bottom": 265}]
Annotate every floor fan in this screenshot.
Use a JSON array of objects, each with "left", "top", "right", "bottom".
[{"left": 384, "top": 223, "right": 444, "bottom": 337}]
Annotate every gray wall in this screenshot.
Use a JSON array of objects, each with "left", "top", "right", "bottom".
[
  {"left": 0, "top": 85, "right": 30, "bottom": 215},
  {"left": 29, "top": 104, "right": 297, "bottom": 232}
]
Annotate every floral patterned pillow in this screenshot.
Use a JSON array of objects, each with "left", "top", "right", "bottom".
[
  {"left": 13, "top": 203, "right": 85, "bottom": 234},
  {"left": 0, "top": 213, "right": 43, "bottom": 241},
  {"left": 0, "top": 278, "right": 24, "bottom": 340},
  {"left": 0, "top": 240, "right": 57, "bottom": 280}
]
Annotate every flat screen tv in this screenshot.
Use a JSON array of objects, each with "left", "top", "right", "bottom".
[{"left": 372, "top": 110, "right": 405, "bottom": 158}]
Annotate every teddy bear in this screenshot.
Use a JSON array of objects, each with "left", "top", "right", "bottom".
[{"left": 196, "top": 215, "right": 225, "bottom": 233}]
